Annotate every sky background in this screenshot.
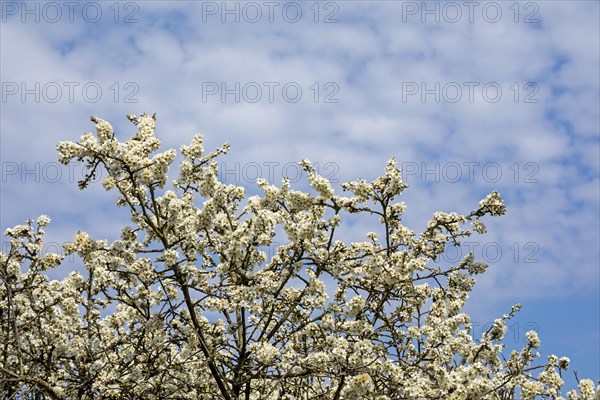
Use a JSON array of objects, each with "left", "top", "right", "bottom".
[{"left": 1, "top": 0, "right": 598, "bottom": 391}]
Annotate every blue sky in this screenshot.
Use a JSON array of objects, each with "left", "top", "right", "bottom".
[{"left": 1, "top": 0, "right": 598, "bottom": 391}]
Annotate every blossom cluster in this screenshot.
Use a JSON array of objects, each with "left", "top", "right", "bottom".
[{"left": 1, "top": 114, "right": 597, "bottom": 399}]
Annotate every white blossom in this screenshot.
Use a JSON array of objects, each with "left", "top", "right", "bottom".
[{"left": 0, "top": 113, "right": 593, "bottom": 399}]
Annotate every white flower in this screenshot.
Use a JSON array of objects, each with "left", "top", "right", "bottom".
[
  {"left": 577, "top": 379, "right": 596, "bottom": 400},
  {"left": 346, "top": 295, "right": 366, "bottom": 317},
  {"left": 472, "top": 219, "right": 486, "bottom": 234},
  {"left": 558, "top": 356, "right": 570, "bottom": 369},
  {"left": 526, "top": 330, "right": 541, "bottom": 348},
  {"left": 343, "top": 374, "right": 374, "bottom": 400},
  {"left": 162, "top": 249, "right": 179, "bottom": 267},
  {"left": 73, "top": 230, "right": 94, "bottom": 252},
  {"left": 489, "top": 318, "right": 507, "bottom": 340},
  {"left": 249, "top": 341, "right": 280, "bottom": 365},
  {"left": 478, "top": 191, "right": 506, "bottom": 216},
  {"left": 37, "top": 215, "right": 51, "bottom": 226}
]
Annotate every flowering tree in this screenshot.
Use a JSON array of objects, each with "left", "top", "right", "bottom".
[{"left": 1, "top": 113, "right": 597, "bottom": 399}]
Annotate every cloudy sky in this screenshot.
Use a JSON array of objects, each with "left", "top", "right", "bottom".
[{"left": 1, "top": 0, "right": 598, "bottom": 390}]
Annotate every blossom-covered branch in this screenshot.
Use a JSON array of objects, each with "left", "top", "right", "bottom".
[{"left": 1, "top": 114, "right": 597, "bottom": 399}]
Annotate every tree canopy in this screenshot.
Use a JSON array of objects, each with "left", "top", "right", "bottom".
[{"left": 1, "top": 113, "right": 597, "bottom": 399}]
